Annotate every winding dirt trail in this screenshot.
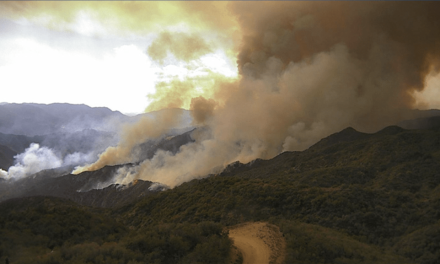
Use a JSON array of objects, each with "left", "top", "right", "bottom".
[{"left": 228, "top": 222, "right": 285, "bottom": 264}]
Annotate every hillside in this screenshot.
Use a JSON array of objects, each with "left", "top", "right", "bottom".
[
  {"left": 0, "top": 196, "right": 231, "bottom": 264},
  {"left": 114, "top": 125, "right": 440, "bottom": 264},
  {"left": 0, "top": 144, "right": 16, "bottom": 171},
  {"left": 1, "top": 125, "right": 440, "bottom": 263},
  {"left": 0, "top": 128, "right": 195, "bottom": 206}
]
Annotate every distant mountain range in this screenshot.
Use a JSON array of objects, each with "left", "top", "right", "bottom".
[
  {"left": 1, "top": 103, "right": 440, "bottom": 263},
  {"left": 0, "top": 103, "right": 193, "bottom": 136},
  {"left": 0, "top": 103, "right": 126, "bottom": 136},
  {"left": 0, "top": 103, "right": 193, "bottom": 171}
]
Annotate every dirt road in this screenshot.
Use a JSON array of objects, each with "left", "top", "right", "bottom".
[{"left": 228, "top": 222, "right": 285, "bottom": 264}]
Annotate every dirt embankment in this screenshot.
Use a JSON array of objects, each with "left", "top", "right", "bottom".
[{"left": 228, "top": 222, "right": 286, "bottom": 264}]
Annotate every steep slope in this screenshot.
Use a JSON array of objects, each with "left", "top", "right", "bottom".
[
  {"left": 0, "top": 128, "right": 196, "bottom": 206},
  {"left": 133, "top": 128, "right": 195, "bottom": 163},
  {"left": 0, "top": 196, "right": 232, "bottom": 264},
  {"left": 1, "top": 124, "right": 440, "bottom": 263},
  {"left": 0, "top": 165, "right": 162, "bottom": 208},
  {"left": 115, "top": 125, "right": 440, "bottom": 264}
]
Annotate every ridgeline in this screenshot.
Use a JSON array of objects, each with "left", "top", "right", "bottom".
[{"left": 1, "top": 125, "right": 440, "bottom": 263}]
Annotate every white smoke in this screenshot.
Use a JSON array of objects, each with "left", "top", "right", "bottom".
[
  {"left": 83, "top": 166, "right": 134, "bottom": 191},
  {"left": 148, "top": 182, "right": 168, "bottom": 191},
  {"left": 64, "top": 152, "right": 95, "bottom": 167},
  {"left": 0, "top": 169, "right": 7, "bottom": 179},
  {"left": 0, "top": 143, "right": 95, "bottom": 180},
  {"left": 6, "top": 143, "right": 62, "bottom": 179}
]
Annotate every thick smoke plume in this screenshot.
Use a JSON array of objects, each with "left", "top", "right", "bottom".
[
  {"left": 71, "top": 2, "right": 440, "bottom": 188},
  {"left": 146, "top": 73, "right": 233, "bottom": 112},
  {"left": 73, "top": 109, "right": 183, "bottom": 174}
]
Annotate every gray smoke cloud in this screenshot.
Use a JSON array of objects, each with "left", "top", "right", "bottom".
[{"left": 77, "top": 2, "right": 440, "bottom": 188}]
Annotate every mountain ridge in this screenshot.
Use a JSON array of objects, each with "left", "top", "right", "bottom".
[
  {"left": 0, "top": 103, "right": 126, "bottom": 136},
  {"left": 1, "top": 124, "right": 440, "bottom": 263},
  {"left": 2, "top": 104, "right": 440, "bottom": 263}
]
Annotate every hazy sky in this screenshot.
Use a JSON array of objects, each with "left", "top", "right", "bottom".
[{"left": 0, "top": 2, "right": 238, "bottom": 114}]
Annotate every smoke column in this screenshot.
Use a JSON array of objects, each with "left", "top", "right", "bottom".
[
  {"left": 60, "top": 2, "right": 440, "bottom": 187},
  {"left": 73, "top": 109, "right": 183, "bottom": 174}
]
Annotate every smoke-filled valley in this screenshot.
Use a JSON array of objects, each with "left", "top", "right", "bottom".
[{"left": 2, "top": 2, "right": 440, "bottom": 264}]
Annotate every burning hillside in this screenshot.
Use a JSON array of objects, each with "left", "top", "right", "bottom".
[{"left": 2, "top": 2, "right": 440, "bottom": 188}]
